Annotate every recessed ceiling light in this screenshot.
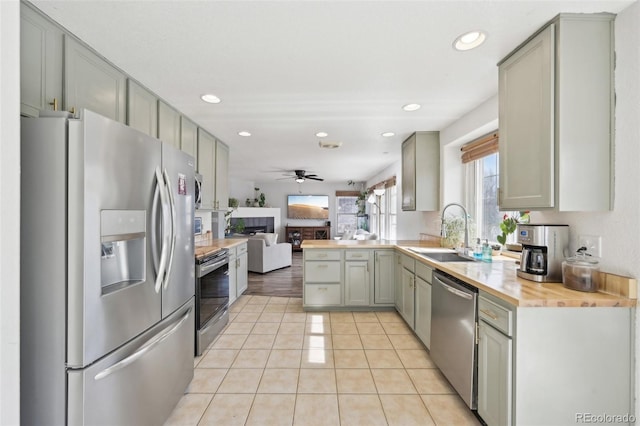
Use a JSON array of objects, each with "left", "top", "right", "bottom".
[
  {"left": 381, "top": 132, "right": 395, "bottom": 137},
  {"left": 200, "top": 94, "right": 221, "bottom": 104},
  {"left": 318, "top": 141, "right": 342, "bottom": 149},
  {"left": 238, "top": 131, "right": 251, "bottom": 137},
  {"left": 453, "top": 30, "right": 487, "bottom": 51},
  {"left": 316, "top": 132, "right": 328, "bottom": 138},
  {"left": 402, "top": 103, "right": 421, "bottom": 112}
]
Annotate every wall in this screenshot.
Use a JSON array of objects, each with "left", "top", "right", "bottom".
[{"left": 0, "top": 1, "right": 21, "bottom": 424}]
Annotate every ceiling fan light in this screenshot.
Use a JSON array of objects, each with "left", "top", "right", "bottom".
[{"left": 295, "top": 177, "right": 305, "bottom": 183}]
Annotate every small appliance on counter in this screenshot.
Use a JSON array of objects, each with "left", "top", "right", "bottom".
[
  {"left": 562, "top": 248, "right": 600, "bottom": 292},
  {"left": 516, "top": 224, "right": 569, "bottom": 282}
]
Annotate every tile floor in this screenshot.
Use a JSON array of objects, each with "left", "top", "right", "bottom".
[{"left": 165, "top": 295, "right": 481, "bottom": 426}]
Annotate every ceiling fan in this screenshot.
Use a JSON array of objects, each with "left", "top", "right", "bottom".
[{"left": 279, "top": 169, "right": 324, "bottom": 183}]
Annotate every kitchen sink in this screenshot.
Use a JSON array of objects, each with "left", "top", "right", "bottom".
[{"left": 407, "top": 248, "right": 477, "bottom": 262}]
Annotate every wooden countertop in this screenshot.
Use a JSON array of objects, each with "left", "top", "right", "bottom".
[
  {"left": 195, "top": 237, "right": 248, "bottom": 260},
  {"left": 301, "top": 239, "right": 636, "bottom": 308}
]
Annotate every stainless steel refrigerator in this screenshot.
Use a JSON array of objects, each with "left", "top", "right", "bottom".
[{"left": 20, "top": 109, "right": 196, "bottom": 425}]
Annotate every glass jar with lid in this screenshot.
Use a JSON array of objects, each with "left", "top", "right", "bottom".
[{"left": 562, "top": 250, "right": 600, "bottom": 292}]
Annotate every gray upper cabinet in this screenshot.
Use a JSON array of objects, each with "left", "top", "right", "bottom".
[
  {"left": 180, "top": 117, "right": 198, "bottom": 166},
  {"left": 20, "top": 4, "right": 63, "bottom": 117},
  {"left": 498, "top": 14, "right": 614, "bottom": 211},
  {"left": 126, "top": 80, "right": 157, "bottom": 137},
  {"left": 401, "top": 131, "right": 440, "bottom": 211},
  {"left": 64, "top": 35, "right": 126, "bottom": 122},
  {"left": 158, "top": 101, "right": 181, "bottom": 150},
  {"left": 215, "top": 141, "right": 229, "bottom": 210},
  {"left": 197, "top": 129, "right": 216, "bottom": 210}
]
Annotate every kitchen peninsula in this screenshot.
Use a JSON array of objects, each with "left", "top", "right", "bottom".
[{"left": 301, "top": 239, "right": 636, "bottom": 426}]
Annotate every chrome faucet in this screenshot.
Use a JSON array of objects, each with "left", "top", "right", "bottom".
[{"left": 440, "top": 203, "right": 469, "bottom": 251}]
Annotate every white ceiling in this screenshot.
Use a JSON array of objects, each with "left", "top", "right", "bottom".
[{"left": 32, "top": 0, "right": 634, "bottom": 183}]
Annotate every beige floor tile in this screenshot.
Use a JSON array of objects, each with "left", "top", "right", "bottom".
[
  {"left": 365, "top": 349, "right": 404, "bottom": 368},
  {"left": 356, "top": 322, "right": 386, "bottom": 334},
  {"left": 407, "top": 368, "right": 455, "bottom": 394},
  {"left": 242, "top": 333, "right": 276, "bottom": 349},
  {"left": 331, "top": 322, "right": 359, "bottom": 334},
  {"left": 240, "top": 304, "right": 266, "bottom": 313},
  {"left": 228, "top": 312, "right": 238, "bottom": 322},
  {"left": 233, "top": 312, "right": 261, "bottom": 323},
  {"left": 223, "top": 321, "right": 255, "bottom": 334},
  {"left": 229, "top": 304, "right": 244, "bottom": 313},
  {"left": 332, "top": 334, "right": 363, "bottom": 349},
  {"left": 198, "top": 349, "right": 238, "bottom": 368},
  {"left": 257, "top": 368, "right": 299, "bottom": 393},
  {"left": 217, "top": 368, "right": 263, "bottom": 393},
  {"left": 282, "top": 312, "right": 307, "bottom": 323},
  {"left": 353, "top": 312, "right": 380, "bottom": 323},
  {"left": 381, "top": 322, "right": 412, "bottom": 335},
  {"left": 211, "top": 334, "right": 248, "bottom": 350},
  {"left": 263, "top": 304, "right": 287, "bottom": 313},
  {"left": 303, "top": 334, "right": 333, "bottom": 350},
  {"left": 333, "top": 349, "right": 369, "bottom": 368},
  {"left": 330, "top": 312, "right": 355, "bottom": 323},
  {"left": 251, "top": 322, "right": 281, "bottom": 335},
  {"left": 376, "top": 311, "right": 404, "bottom": 323},
  {"left": 300, "top": 349, "right": 334, "bottom": 368},
  {"left": 306, "top": 312, "right": 331, "bottom": 323},
  {"left": 360, "top": 334, "right": 394, "bottom": 350},
  {"left": 258, "top": 312, "right": 285, "bottom": 322},
  {"left": 193, "top": 353, "right": 203, "bottom": 368},
  {"left": 293, "top": 394, "right": 339, "bottom": 426},
  {"left": 288, "top": 297, "right": 303, "bottom": 306},
  {"left": 285, "top": 304, "right": 305, "bottom": 313},
  {"left": 268, "top": 296, "right": 290, "bottom": 305},
  {"left": 278, "top": 322, "right": 306, "bottom": 335},
  {"left": 297, "top": 368, "right": 337, "bottom": 394},
  {"left": 266, "top": 349, "right": 302, "bottom": 368},
  {"left": 371, "top": 369, "right": 418, "bottom": 394},
  {"left": 336, "top": 369, "right": 377, "bottom": 394},
  {"left": 338, "top": 394, "right": 388, "bottom": 426},
  {"left": 388, "top": 333, "right": 424, "bottom": 350},
  {"left": 186, "top": 368, "right": 227, "bottom": 393},
  {"left": 421, "top": 394, "right": 482, "bottom": 425},
  {"left": 396, "top": 349, "right": 436, "bottom": 368},
  {"left": 198, "top": 394, "right": 254, "bottom": 426},
  {"left": 380, "top": 394, "right": 435, "bottom": 426},
  {"left": 163, "top": 393, "right": 213, "bottom": 426},
  {"left": 246, "top": 394, "right": 296, "bottom": 426},
  {"left": 305, "top": 321, "right": 331, "bottom": 335},
  {"left": 248, "top": 295, "right": 271, "bottom": 304},
  {"left": 273, "top": 333, "right": 304, "bottom": 349},
  {"left": 231, "top": 349, "right": 270, "bottom": 368}
]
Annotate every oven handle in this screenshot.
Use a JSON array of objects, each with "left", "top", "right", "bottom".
[
  {"left": 198, "top": 258, "right": 229, "bottom": 277},
  {"left": 162, "top": 168, "right": 177, "bottom": 291}
]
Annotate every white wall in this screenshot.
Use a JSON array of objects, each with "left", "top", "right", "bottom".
[{"left": 0, "top": 1, "right": 21, "bottom": 424}]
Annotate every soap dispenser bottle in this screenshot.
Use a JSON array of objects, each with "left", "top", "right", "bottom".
[
  {"left": 482, "top": 239, "right": 492, "bottom": 262},
  {"left": 474, "top": 238, "right": 482, "bottom": 259}
]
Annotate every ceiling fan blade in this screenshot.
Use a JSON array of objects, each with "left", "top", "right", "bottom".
[
  {"left": 306, "top": 176, "right": 324, "bottom": 181},
  {"left": 304, "top": 174, "right": 318, "bottom": 178}
]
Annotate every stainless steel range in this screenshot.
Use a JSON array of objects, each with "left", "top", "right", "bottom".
[{"left": 195, "top": 248, "right": 230, "bottom": 355}]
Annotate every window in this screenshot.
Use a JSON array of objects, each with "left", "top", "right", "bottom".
[
  {"left": 465, "top": 152, "right": 501, "bottom": 242},
  {"left": 369, "top": 184, "right": 397, "bottom": 240},
  {"left": 335, "top": 195, "right": 359, "bottom": 234}
]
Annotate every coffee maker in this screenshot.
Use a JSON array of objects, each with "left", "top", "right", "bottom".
[{"left": 516, "top": 224, "right": 569, "bottom": 283}]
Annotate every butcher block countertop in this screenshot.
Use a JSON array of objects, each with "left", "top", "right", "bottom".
[
  {"left": 301, "top": 239, "right": 637, "bottom": 308},
  {"left": 195, "top": 236, "right": 248, "bottom": 260}
]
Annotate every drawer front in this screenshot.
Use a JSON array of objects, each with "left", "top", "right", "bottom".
[
  {"left": 345, "top": 250, "right": 370, "bottom": 261},
  {"left": 305, "top": 284, "right": 341, "bottom": 306},
  {"left": 401, "top": 254, "right": 415, "bottom": 272},
  {"left": 479, "top": 296, "right": 513, "bottom": 336},
  {"left": 305, "top": 250, "right": 342, "bottom": 261},
  {"left": 305, "top": 261, "right": 341, "bottom": 283},
  {"left": 236, "top": 242, "right": 247, "bottom": 255},
  {"left": 415, "top": 262, "right": 433, "bottom": 283}
]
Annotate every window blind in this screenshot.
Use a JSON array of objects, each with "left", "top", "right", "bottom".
[{"left": 460, "top": 131, "right": 498, "bottom": 163}]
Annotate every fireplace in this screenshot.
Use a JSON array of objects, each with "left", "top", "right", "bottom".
[{"left": 230, "top": 216, "right": 275, "bottom": 234}]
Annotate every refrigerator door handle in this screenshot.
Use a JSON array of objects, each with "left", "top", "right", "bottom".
[
  {"left": 150, "top": 182, "right": 161, "bottom": 274},
  {"left": 154, "top": 167, "right": 170, "bottom": 293},
  {"left": 162, "top": 168, "right": 177, "bottom": 291},
  {"left": 93, "top": 306, "right": 192, "bottom": 381}
]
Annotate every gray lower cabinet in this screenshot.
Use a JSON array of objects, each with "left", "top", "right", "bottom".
[
  {"left": 374, "top": 250, "right": 395, "bottom": 304},
  {"left": 477, "top": 320, "right": 512, "bottom": 426},
  {"left": 414, "top": 262, "right": 432, "bottom": 349},
  {"left": 64, "top": 35, "right": 126, "bottom": 122},
  {"left": 127, "top": 80, "right": 158, "bottom": 137},
  {"left": 158, "top": 100, "right": 181, "bottom": 150},
  {"left": 344, "top": 261, "right": 370, "bottom": 306},
  {"left": 236, "top": 243, "right": 248, "bottom": 297},
  {"left": 396, "top": 254, "right": 416, "bottom": 328},
  {"left": 303, "top": 250, "right": 343, "bottom": 307},
  {"left": 20, "top": 3, "right": 63, "bottom": 117}
]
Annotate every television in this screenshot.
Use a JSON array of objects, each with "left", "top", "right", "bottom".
[{"left": 287, "top": 194, "right": 329, "bottom": 219}]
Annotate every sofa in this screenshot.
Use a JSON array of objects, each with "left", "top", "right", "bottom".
[{"left": 247, "top": 233, "right": 292, "bottom": 273}]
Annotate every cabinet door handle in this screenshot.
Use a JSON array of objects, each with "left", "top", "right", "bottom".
[
  {"left": 49, "top": 98, "right": 58, "bottom": 111},
  {"left": 69, "top": 106, "right": 76, "bottom": 115},
  {"left": 480, "top": 309, "right": 499, "bottom": 321},
  {"left": 318, "top": 287, "right": 328, "bottom": 292}
]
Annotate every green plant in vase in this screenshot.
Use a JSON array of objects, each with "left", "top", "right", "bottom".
[{"left": 496, "top": 211, "right": 530, "bottom": 245}]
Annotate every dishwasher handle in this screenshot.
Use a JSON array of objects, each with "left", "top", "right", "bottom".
[
  {"left": 440, "top": 280, "right": 473, "bottom": 300},
  {"left": 434, "top": 271, "right": 476, "bottom": 300}
]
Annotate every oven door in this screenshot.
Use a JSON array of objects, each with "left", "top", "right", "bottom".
[{"left": 196, "top": 256, "right": 230, "bottom": 330}]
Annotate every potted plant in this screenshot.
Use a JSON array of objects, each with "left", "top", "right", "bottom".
[
  {"left": 253, "top": 188, "right": 260, "bottom": 207},
  {"left": 496, "top": 211, "right": 530, "bottom": 245},
  {"left": 245, "top": 198, "right": 251, "bottom": 207},
  {"left": 228, "top": 197, "right": 239, "bottom": 209},
  {"left": 259, "top": 192, "right": 266, "bottom": 207}
]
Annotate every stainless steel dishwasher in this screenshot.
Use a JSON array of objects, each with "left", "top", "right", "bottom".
[{"left": 431, "top": 270, "right": 478, "bottom": 409}]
